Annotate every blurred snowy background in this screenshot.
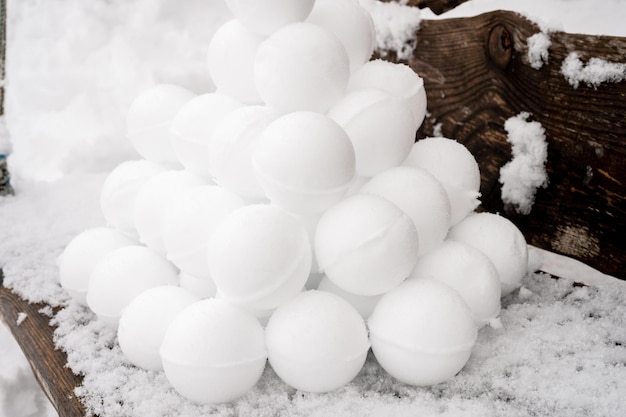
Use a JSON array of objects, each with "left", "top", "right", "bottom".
[{"left": 1, "top": 0, "right": 625, "bottom": 416}]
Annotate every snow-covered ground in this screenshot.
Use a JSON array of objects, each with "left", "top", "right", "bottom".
[{"left": 1, "top": 1, "right": 625, "bottom": 416}]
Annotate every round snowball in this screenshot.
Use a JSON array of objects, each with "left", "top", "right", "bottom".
[
  {"left": 369, "top": 279, "right": 477, "bottom": 386},
  {"left": 117, "top": 286, "right": 199, "bottom": 370},
  {"left": 100, "top": 159, "right": 167, "bottom": 237},
  {"left": 179, "top": 272, "right": 217, "bottom": 299},
  {"left": 86, "top": 246, "right": 179, "bottom": 328},
  {"left": 208, "top": 205, "right": 312, "bottom": 310},
  {"left": 209, "top": 105, "right": 279, "bottom": 199},
  {"left": 254, "top": 22, "right": 350, "bottom": 113},
  {"left": 162, "top": 185, "right": 244, "bottom": 278},
  {"left": 315, "top": 194, "right": 419, "bottom": 296},
  {"left": 160, "top": 299, "right": 267, "bottom": 404},
  {"left": 265, "top": 290, "right": 370, "bottom": 392},
  {"left": 328, "top": 88, "right": 415, "bottom": 177},
  {"left": 253, "top": 111, "right": 356, "bottom": 214},
  {"left": 59, "top": 227, "right": 136, "bottom": 305},
  {"left": 360, "top": 166, "right": 451, "bottom": 256},
  {"left": 348, "top": 59, "right": 427, "bottom": 128},
  {"left": 225, "top": 0, "right": 315, "bottom": 36},
  {"left": 207, "top": 19, "right": 264, "bottom": 104},
  {"left": 409, "top": 241, "right": 501, "bottom": 328},
  {"left": 317, "top": 276, "right": 381, "bottom": 319},
  {"left": 403, "top": 137, "right": 481, "bottom": 225},
  {"left": 170, "top": 93, "right": 242, "bottom": 178},
  {"left": 133, "top": 170, "right": 205, "bottom": 256},
  {"left": 306, "top": 0, "right": 375, "bottom": 72},
  {"left": 126, "top": 84, "right": 194, "bottom": 165},
  {"left": 447, "top": 212, "right": 528, "bottom": 296}
]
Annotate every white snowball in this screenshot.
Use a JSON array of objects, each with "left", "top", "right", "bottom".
[
  {"left": 328, "top": 88, "right": 415, "bottom": 177},
  {"left": 117, "top": 286, "right": 199, "bottom": 371},
  {"left": 348, "top": 59, "right": 427, "bottom": 128},
  {"left": 306, "top": 0, "right": 376, "bottom": 72},
  {"left": 360, "top": 166, "right": 451, "bottom": 256},
  {"left": 160, "top": 299, "right": 267, "bottom": 404},
  {"left": 209, "top": 105, "right": 279, "bottom": 199},
  {"left": 447, "top": 212, "right": 529, "bottom": 296},
  {"left": 162, "top": 185, "right": 244, "bottom": 278},
  {"left": 126, "top": 84, "right": 194, "bottom": 165},
  {"left": 403, "top": 137, "right": 481, "bottom": 225},
  {"left": 317, "top": 276, "right": 381, "bottom": 319},
  {"left": 225, "top": 0, "right": 315, "bottom": 36},
  {"left": 369, "top": 279, "right": 477, "bottom": 386},
  {"left": 170, "top": 93, "right": 242, "bottom": 178},
  {"left": 254, "top": 22, "right": 350, "bottom": 113},
  {"left": 59, "top": 227, "right": 136, "bottom": 305},
  {"left": 133, "top": 170, "right": 205, "bottom": 256},
  {"left": 253, "top": 111, "right": 356, "bottom": 214},
  {"left": 86, "top": 246, "right": 179, "bottom": 328},
  {"left": 409, "top": 241, "right": 501, "bottom": 328},
  {"left": 100, "top": 159, "right": 167, "bottom": 237},
  {"left": 207, "top": 19, "right": 264, "bottom": 104},
  {"left": 208, "top": 204, "right": 312, "bottom": 311},
  {"left": 265, "top": 290, "right": 370, "bottom": 392},
  {"left": 315, "top": 194, "right": 419, "bottom": 296},
  {"left": 179, "top": 272, "right": 217, "bottom": 300}
]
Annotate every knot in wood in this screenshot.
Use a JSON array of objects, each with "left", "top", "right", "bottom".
[{"left": 488, "top": 24, "right": 512, "bottom": 69}]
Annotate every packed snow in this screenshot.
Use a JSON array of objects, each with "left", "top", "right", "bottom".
[{"left": 2, "top": 0, "right": 626, "bottom": 417}]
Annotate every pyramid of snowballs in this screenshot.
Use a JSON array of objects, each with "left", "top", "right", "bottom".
[{"left": 59, "top": 0, "right": 529, "bottom": 404}]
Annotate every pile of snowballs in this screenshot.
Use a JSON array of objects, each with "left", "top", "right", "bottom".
[{"left": 58, "top": 0, "right": 529, "bottom": 404}]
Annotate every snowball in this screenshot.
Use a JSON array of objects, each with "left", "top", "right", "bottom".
[
  {"left": 117, "top": 286, "right": 199, "bottom": 371},
  {"left": 359, "top": 166, "right": 451, "bottom": 256},
  {"left": 59, "top": 227, "right": 136, "bottom": 305},
  {"left": 254, "top": 22, "right": 350, "bottom": 113},
  {"left": 99, "top": 159, "right": 167, "bottom": 237},
  {"left": 126, "top": 84, "right": 194, "bottom": 165},
  {"left": 207, "top": 19, "right": 264, "bottom": 104},
  {"left": 447, "top": 212, "right": 529, "bottom": 296},
  {"left": 317, "top": 276, "right": 381, "bottom": 319},
  {"left": 179, "top": 272, "right": 217, "bottom": 300},
  {"left": 170, "top": 93, "right": 242, "bottom": 178},
  {"left": 409, "top": 241, "right": 501, "bottom": 328},
  {"left": 86, "top": 246, "right": 179, "bottom": 328},
  {"left": 328, "top": 88, "right": 415, "bottom": 177},
  {"left": 315, "top": 194, "right": 419, "bottom": 296},
  {"left": 253, "top": 111, "right": 356, "bottom": 214},
  {"left": 162, "top": 185, "right": 244, "bottom": 278},
  {"left": 160, "top": 299, "right": 267, "bottom": 404},
  {"left": 368, "top": 279, "right": 477, "bottom": 386},
  {"left": 265, "top": 290, "right": 370, "bottom": 392},
  {"left": 347, "top": 59, "right": 427, "bottom": 129},
  {"left": 403, "top": 137, "right": 481, "bottom": 225},
  {"left": 133, "top": 170, "right": 205, "bottom": 256},
  {"left": 209, "top": 105, "right": 279, "bottom": 199},
  {"left": 306, "top": 0, "right": 376, "bottom": 72},
  {"left": 208, "top": 204, "right": 312, "bottom": 310},
  {"left": 225, "top": 0, "right": 315, "bottom": 36}
]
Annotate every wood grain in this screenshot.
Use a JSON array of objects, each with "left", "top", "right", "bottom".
[{"left": 380, "top": 0, "right": 472, "bottom": 15}]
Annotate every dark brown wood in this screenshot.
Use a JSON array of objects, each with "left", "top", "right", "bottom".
[
  {"left": 397, "top": 10, "right": 626, "bottom": 279},
  {"left": 0, "top": 270, "right": 88, "bottom": 417},
  {"left": 380, "top": 0, "right": 472, "bottom": 15}
]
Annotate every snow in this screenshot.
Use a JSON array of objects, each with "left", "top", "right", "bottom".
[
  {"left": 561, "top": 52, "right": 626, "bottom": 88},
  {"left": 527, "top": 32, "right": 552, "bottom": 70},
  {"left": 499, "top": 112, "right": 549, "bottom": 215},
  {"left": 2, "top": 0, "right": 626, "bottom": 416}
]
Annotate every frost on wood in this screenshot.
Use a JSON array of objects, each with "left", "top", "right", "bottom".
[
  {"left": 358, "top": 0, "right": 421, "bottom": 60},
  {"left": 499, "top": 112, "right": 548, "bottom": 215},
  {"left": 527, "top": 32, "right": 551, "bottom": 69},
  {"left": 561, "top": 52, "right": 626, "bottom": 88}
]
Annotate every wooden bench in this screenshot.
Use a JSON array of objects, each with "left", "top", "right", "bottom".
[{"left": 1, "top": 1, "right": 625, "bottom": 415}]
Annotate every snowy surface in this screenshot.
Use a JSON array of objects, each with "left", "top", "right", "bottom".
[{"left": 2, "top": 1, "right": 626, "bottom": 416}]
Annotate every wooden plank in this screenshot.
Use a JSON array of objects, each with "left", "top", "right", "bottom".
[
  {"left": 398, "top": 10, "right": 626, "bottom": 279},
  {"left": 0, "top": 270, "right": 88, "bottom": 417}
]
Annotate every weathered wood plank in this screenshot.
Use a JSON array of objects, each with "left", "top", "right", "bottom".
[
  {"left": 398, "top": 10, "right": 626, "bottom": 279},
  {"left": 0, "top": 270, "right": 88, "bottom": 417}
]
